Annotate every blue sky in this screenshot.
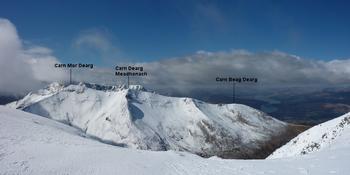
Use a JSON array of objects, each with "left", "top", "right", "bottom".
[{"left": 1, "top": 0, "right": 350, "bottom": 65}]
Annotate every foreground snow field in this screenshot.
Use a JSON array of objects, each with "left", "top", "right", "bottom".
[
  {"left": 1, "top": 106, "right": 349, "bottom": 175},
  {"left": 7, "top": 83, "right": 297, "bottom": 159}
]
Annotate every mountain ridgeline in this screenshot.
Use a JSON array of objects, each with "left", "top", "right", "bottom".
[
  {"left": 8, "top": 82, "right": 306, "bottom": 159},
  {"left": 268, "top": 112, "right": 350, "bottom": 159}
]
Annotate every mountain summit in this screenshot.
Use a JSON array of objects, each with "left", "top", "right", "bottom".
[{"left": 8, "top": 82, "right": 301, "bottom": 158}]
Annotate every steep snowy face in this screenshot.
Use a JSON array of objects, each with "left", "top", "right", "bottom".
[
  {"left": 8, "top": 83, "right": 292, "bottom": 158},
  {"left": 268, "top": 112, "right": 350, "bottom": 159}
]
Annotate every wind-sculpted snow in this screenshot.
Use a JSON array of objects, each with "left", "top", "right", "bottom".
[
  {"left": 1, "top": 106, "right": 350, "bottom": 175},
  {"left": 268, "top": 112, "right": 350, "bottom": 159},
  {"left": 8, "top": 82, "right": 292, "bottom": 158}
]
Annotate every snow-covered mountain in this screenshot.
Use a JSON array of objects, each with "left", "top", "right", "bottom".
[
  {"left": 268, "top": 112, "right": 350, "bottom": 159},
  {"left": 7, "top": 82, "right": 299, "bottom": 158},
  {"left": 1, "top": 106, "right": 349, "bottom": 175}
]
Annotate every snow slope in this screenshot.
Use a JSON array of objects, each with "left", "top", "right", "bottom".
[
  {"left": 268, "top": 112, "right": 350, "bottom": 159},
  {"left": 8, "top": 82, "right": 292, "bottom": 158},
  {"left": 1, "top": 106, "right": 349, "bottom": 175}
]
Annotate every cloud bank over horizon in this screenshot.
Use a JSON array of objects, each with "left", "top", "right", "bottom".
[
  {"left": 1, "top": 18, "right": 350, "bottom": 97},
  {"left": 91, "top": 50, "right": 349, "bottom": 97},
  {"left": 70, "top": 49, "right": 350, "bottom": 99},
  {"left": 140, "top": 50, "right": 350, "bottom": 90}
]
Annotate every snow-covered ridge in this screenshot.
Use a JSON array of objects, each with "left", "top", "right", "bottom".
[
  {"left": 8, "top": 82, "right": 292, "bottom": 159},
  {"left": 7, "top": 82, "right": 147, "bottom": 109},
  {"left": 7, "top": 82, "right": 64, "bottom": 109},
  {"left": 268, "top": 112, "right": 350, "bottom": 159},
  {"left": 77, "top": 82, "right": 146, "bottom": 91}
]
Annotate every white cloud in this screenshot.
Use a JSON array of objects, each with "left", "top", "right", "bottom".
[
  {"left": 1, "top": 18, "right": 349, "bottom": 97},
  {"left": 71, "top": 50, "right": 350, "bottom": 97},
  {"left": 23, "top": 46, "right": 53, "bottom": 55},
  {"left": 72, "top": 29, "right": 123, "bottom": 63},
  {"left": 74, "top": 29, "right": 113, "bottom": 52},
  {"left": 192, "top": 2, "right": 228, "bottom": 32},
  {"left": 0, "top": 18, "right": 66, "bottom": 95}
]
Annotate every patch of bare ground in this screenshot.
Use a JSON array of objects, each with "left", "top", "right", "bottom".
[
  {"left": 194, "top": 119, "right": 310, "bottom": 159},
  {"left": 249, "top": 124, "right": 310, "bottom": 159}
]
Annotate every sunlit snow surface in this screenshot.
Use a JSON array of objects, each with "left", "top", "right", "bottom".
[
  {"left": 268, "top": 112, "right": 350, "bottom": 159},
  {"left": 7, "top": 83, "right": 287, "bottom": 158},
  {"left": 1, "top": 106, "right": 349, "bottom": 175}
]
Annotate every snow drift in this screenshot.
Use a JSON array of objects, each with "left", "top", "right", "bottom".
[{"left": 8, "top": 82, "right": 299, "bottom": 158}]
